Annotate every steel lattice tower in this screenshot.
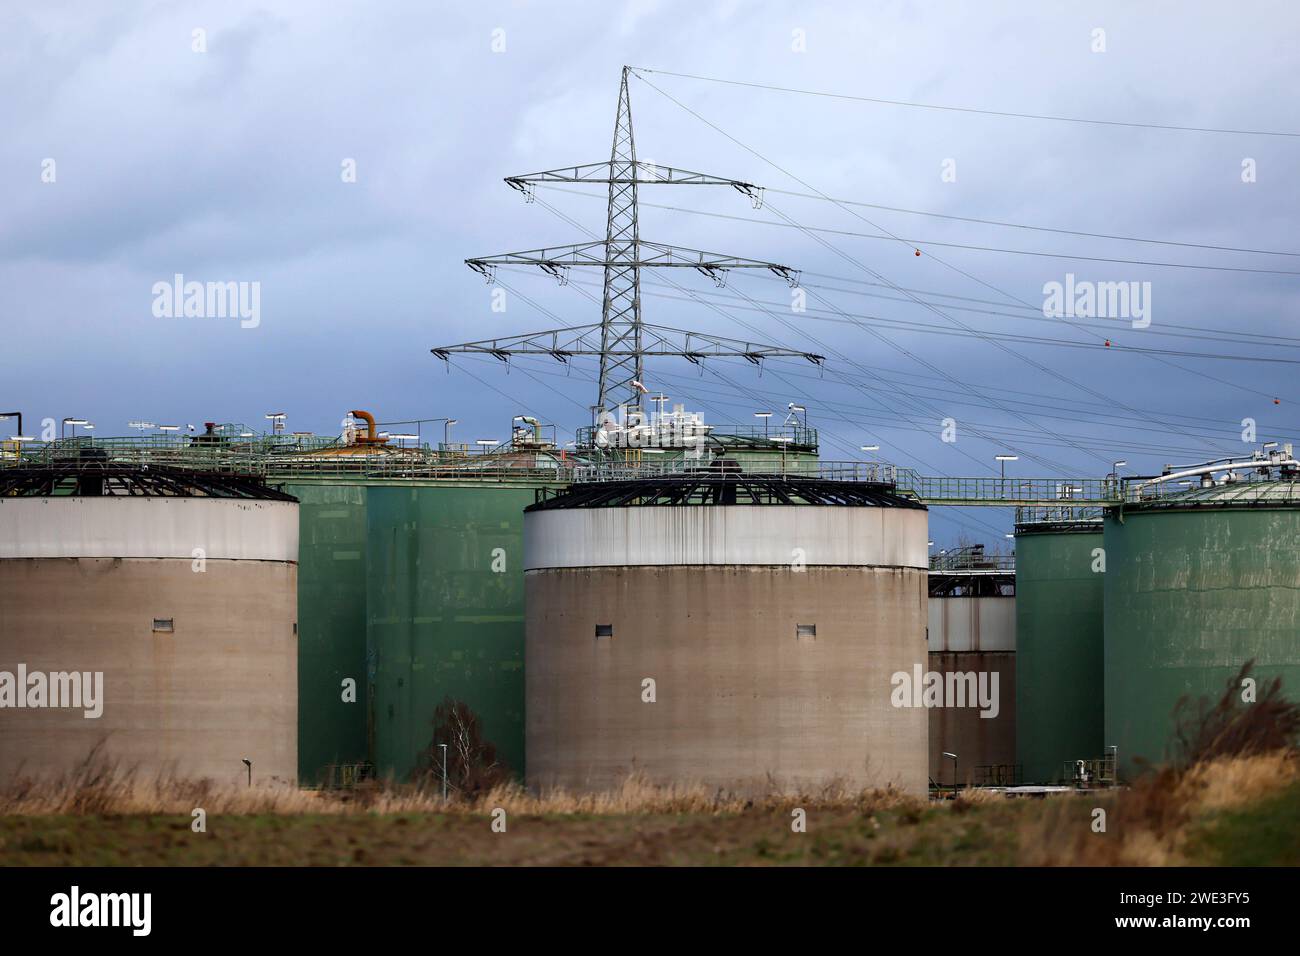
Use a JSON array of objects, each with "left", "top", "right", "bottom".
[
  {"left": 597, "top": 68, "right": 644, "bottom": 412},
  {"left": 433, "top": 67, "right": 821, "bottom": 417}
]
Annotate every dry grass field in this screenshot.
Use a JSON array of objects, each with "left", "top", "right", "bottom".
[
  {"left": 3, "top": 669, "right": 1296, "bottom": 866},
  {"left": 0, "top": 751, "right": 1296, "bottom": 866}
]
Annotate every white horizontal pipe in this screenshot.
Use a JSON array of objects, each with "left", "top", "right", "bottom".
[{"left": 1135, "top": 458, "right": 1299, "bottom": 489}]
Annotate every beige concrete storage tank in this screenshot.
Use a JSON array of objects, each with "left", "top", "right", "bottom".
[
  {"left": 0, "top": 461, "right": 299, "bottom": 784},
  {"left": 524, "top": 474, "right": 930, "bottom": 795}
]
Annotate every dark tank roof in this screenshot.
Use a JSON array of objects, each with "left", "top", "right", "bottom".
[
  {"left": 0, "top": 462, "right": 297, "bottom": 500},
  {"left": 527, "top": 474, "right": 925, "bottom": 510}
]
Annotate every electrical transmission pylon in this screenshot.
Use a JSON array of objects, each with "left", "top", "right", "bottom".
[{"left": 432, "top": 66, "right": 823, "bottom": 417}]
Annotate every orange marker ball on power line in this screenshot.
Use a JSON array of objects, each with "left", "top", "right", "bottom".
[{"left": 914, "top": 249, "right": 921, "bottom": 256}]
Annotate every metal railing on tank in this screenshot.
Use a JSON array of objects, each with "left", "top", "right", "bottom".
[
  {"left": 973, "top": 764, "right": 1023, "bottom": 787},
  {"left": 573, "top": 423, "right": 819, "bottom": 449},
  {"left": 1014, "top": 505, "right": 1107, "bottom": 530},
  {"left": 909, "top": 475, "right": 1117, "bottom": 506},
  {"left": 0, "top": 435, "right": 580, "bottom": 484},
  {"left": 4, "top": 436, "right": 271, "bottom": 476},
  {"left": 928, "top": 550, "right": 1015, "bottom": 572},
  {"left": 570, "top": 458, "right": 904, "bottom": 484}
]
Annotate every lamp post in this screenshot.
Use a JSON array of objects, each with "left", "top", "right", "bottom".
[
  {"left": 995, "top": 454, "right": 1018, "bottom": 501},
  {"left": 0, "top": 412, "right": 23, "bottom": 442},
  {"left": 754, "top": 411, "right": 772, "bottom": 438},
  {"left": 860, "top": 447, "right": 880, "bottom": 481},
  {"left": 1110, "top": 460, "right": 1128, "bottom": 496},
  {"left": 61, "top": 418, "right": 89, "bottom": 440},
  {"left": 265, "top": 412, "right": 286, "bottom": 435},
  {"left": 943, "top": 751, "right": 958, "bottom": 798},
  {"left": 439, "top": 743, "right": 448, "bottom": 801}
]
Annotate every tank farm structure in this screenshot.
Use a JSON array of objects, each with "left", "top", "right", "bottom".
[
  {"left": 5, "top": 70, "right": 1299, "bottom": 797},
  {"left": 3, "top": 420, "right": 1299, "bottom": 793}
]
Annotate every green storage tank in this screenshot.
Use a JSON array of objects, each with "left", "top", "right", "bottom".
[
  {"left": 279, "top": 480, "right": 370, "bottom": 784},
  {"left": 1104, "top": 481, "right": 1300, "bottom": 779},
  {"left": 365, "top": 481, "right": 557, "bottom": 782},
  {"left": 1015, "top": 521, "right": 1105, "bottom": 782}
]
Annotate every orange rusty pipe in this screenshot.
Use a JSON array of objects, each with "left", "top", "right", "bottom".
[{"left": 350, "top": 409, "right": 378, "bottom": 442}]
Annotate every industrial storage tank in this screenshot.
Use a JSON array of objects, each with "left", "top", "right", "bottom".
[
  {"left": 0, "top": 459, "right": 299, "bottom": 784},
  {"left": 365, "top": 480, "right": 558, "bottom": 782},
  {"left": 271, "top": 410, "right": 575, "bottom": 784},
  {"left": 1014, "top": 516, "right": 1105, "bottom": 783},
  {"left": 524, "top": 474, "right": 930, "bottom": 795},
  {"left": 275, "top": 480, "right": 369, "bottom": 785},
  {"left": 927, "top": 547, "right": 1016, "bottom": 787},
  {"left": 1105, "top": 450, "right": 1300, "bottom": 779}
]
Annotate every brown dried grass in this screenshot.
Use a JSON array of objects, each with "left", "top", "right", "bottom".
[
  {"left": 1016, "top": 663, "right": 1300, "bottom": 866},
  {"left": 0, "top": 752, "right": 920, "bottom": 818},
  {"left": 1017, "top": 751, "right": 1298, "bottom": 866}
]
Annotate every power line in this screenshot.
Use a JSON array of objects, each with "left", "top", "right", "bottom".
[
  {"left": 558, "top": 260, "right": 1300, "bottom": 349},
  {"left": 537, "top": 185, "right": 1300, "bottom": 275},
  {"left": 630, "top": 67, "right": 1300, "bottom": 138},
  {"left": 520, "top": 200, "right": 1289, "bottom": 448},
  {"left": 537, "top": 203, "right": 1019, "bottom": 471},
  {"left": 769, "top": 272, "right": 1300, "bottom": 348},
  {"left": 528, "top": 193, "right": 1083, "bottom": 474},
  {"left": 503, "top": 266, "right": 1300, "bottom": 363},
  {"left": 630, "top": 70, "right": 1249, "bottom": 460},
  {"left": 761, "top": 189, "right": 1300, "bottom": 259}
]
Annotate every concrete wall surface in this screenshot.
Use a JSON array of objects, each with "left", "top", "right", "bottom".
[
  {"left": 0, "top": 497, "right": 298, "bottom": 562},
  {"left": 526, "top": 564, "right": 929, "bottom": 795},
  {"left": 524, "top": 506, "right": 929, "bottom": 571},
  {"left": 0, "top": 557, "right": 298, "bottom": 784}
]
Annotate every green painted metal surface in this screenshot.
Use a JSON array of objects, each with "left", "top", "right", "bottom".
[
  {"left": 1104, "top": 505, "right": 1300, "bottom": 779},
  {"left": 279, "top": 481, "right": 370, "bottom": 784},
  {"left": 1015, "top": 527, "right": 1105, "bottom": 782},
  {"left": 366, "top": 483, "right": 551, "bottom": 782}
]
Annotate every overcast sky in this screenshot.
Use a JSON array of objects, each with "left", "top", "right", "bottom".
[{"left": 4, "top": 1, "right": 1298, "bottom": 543}]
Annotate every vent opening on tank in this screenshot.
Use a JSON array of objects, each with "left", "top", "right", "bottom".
[
  {"left": 796, "top": 623, "right": 816, "bottom": 640},
  {"left": 152, "top": 618, "right": 174, "bottom": 633},
  {"left": 595, "top": 624, "right": 614, "bottom": 639}
]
